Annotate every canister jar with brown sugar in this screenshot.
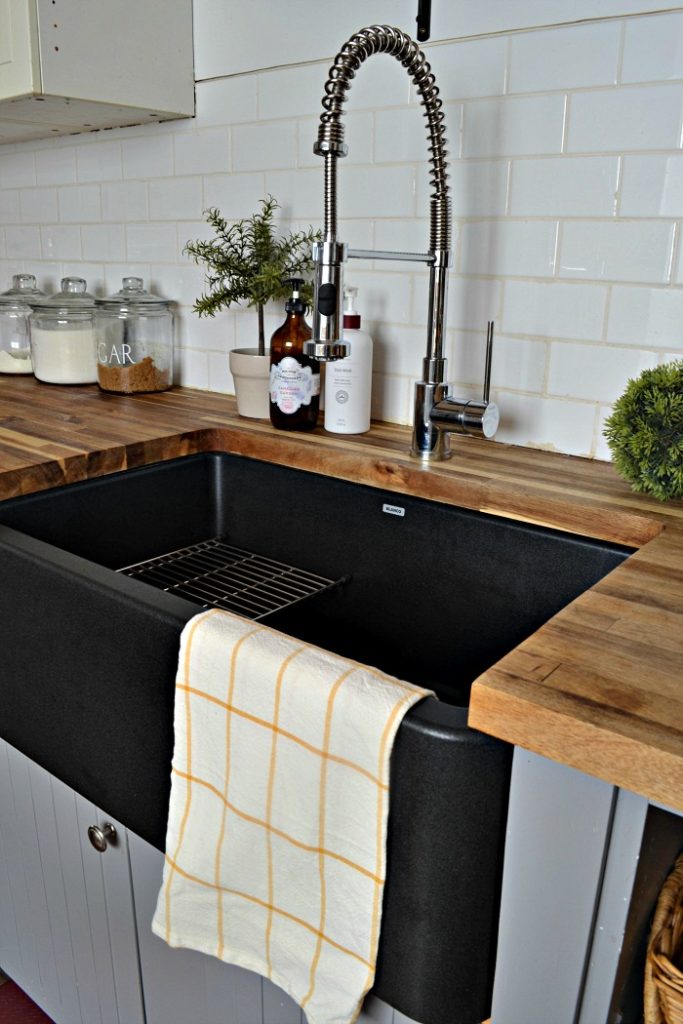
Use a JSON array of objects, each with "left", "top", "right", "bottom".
[{"left": 95, "top": 277, "right": 173, "bottom": 394}]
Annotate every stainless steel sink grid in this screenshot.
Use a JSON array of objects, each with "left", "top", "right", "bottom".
[{"left": 118, "top": 537, "right": 339, "bottom": 619}]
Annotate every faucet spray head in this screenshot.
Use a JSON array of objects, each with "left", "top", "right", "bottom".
[{"left": 304, "top": 240, "right": 350, "bottom": 362}]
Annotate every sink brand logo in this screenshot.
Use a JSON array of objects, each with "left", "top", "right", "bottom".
[{"left": 382, "top": 503, "right": 406, "bottom": 517}]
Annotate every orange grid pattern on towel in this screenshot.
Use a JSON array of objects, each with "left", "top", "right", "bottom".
[{"left": 152, "top": 609, "right": 432, "bottom": 1024}]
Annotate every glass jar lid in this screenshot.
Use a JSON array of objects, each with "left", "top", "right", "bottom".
[
  {"left": 0, "top": 274, "right": 47, "bottom": 305},
  {"left": 0, "top": 300, "right": 32, "bottom": 315},
  {"left": 96, "top": 277, "right": 170, "bottom": 312},
  {"left": 33, "top": 276, "right": 96, "bottom": 310}
]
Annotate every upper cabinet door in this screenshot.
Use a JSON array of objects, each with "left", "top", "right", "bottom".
[
  {"left": 0, "top": 0, "right": 39, "bottom": 97},
  {"left": 0, "top": 738, "right": 145, "bottom": 1024},
  {"left": 0, "top": 0, "right": 194, "bottom": 144}
]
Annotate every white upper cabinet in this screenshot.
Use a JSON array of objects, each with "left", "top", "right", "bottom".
[{"left": 0, "top": 0, "right": 194, "bottom": 144}]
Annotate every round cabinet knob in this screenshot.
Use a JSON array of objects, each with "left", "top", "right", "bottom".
[{"left": 87, "top": 822, "right": 117, "bottom": 853}]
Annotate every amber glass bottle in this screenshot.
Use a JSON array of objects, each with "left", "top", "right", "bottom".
[{"left": 269, "top": 278, "right": 320, "bottom": 431}]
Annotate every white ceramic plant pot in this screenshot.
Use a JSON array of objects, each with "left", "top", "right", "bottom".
[{"left": 228, "top": 347, "right": 270, "bottom": 419}]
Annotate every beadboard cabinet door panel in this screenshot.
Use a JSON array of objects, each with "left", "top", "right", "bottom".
[{"left": 0, "top": 738, "right": 144, "bottom": 1024}]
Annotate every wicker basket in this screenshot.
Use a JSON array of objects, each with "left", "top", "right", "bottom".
[{"left": 645, "top": 853, "right": 683, "bottom": 1024}]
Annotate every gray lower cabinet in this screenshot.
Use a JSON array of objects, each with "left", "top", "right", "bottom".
[
  {"left": 0, "top": 737, "right": 144, "bottom": 1024},
  {"left": 4, "top": 738, "right": 664, "bottom": 1024}
]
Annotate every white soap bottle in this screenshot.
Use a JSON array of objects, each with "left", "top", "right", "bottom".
[{"left": 324, "top": 285, "right": 373, "bottom": 434}]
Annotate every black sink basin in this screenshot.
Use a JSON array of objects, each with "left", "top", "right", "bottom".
[{"left": 0, "top": 452, "right": 633, "bottom": 1024}]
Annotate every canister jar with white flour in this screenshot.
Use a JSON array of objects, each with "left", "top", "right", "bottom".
[{"left": 30, "top": 277, "right": 98, "bottom": 384}]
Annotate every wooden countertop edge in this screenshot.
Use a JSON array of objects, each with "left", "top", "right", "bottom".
[{"left": 468, "top": 680, "right": 683, "bottom": 810}]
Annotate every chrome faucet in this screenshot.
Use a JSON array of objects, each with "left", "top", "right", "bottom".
[{"left": 304, "top": 25, "right": 499, "bottom": 461}]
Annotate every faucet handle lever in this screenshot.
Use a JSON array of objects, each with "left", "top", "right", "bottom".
[
  {"left": 428, "top": 321, "right": 499, "bottom": 440},
  {"left": 483, "top": 321, "right": 494, "bottom": 404}
]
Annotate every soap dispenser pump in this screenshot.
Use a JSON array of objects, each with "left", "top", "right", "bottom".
[
  {"left": 324, "top": 285, "right": 373, "bottom": 434},
  {"left": 269, "top": 277, "right": 320, "bottom": 431}
]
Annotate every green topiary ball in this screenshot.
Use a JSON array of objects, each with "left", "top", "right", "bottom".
[{"left": 603, "top": 360, "right": 683, "bottom": 502}]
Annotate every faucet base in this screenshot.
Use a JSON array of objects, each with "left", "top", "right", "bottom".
[{"left": 410, "top": 380, "right": 452, "bottom": 461}]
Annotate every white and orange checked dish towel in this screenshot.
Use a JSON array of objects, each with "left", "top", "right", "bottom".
[{"left": 152, "top": 608, "right": 433, "bottom": 1024}]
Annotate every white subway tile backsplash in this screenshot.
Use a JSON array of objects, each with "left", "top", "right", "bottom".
[
  {"left": 126, "top": 223, "right": 178, "bottom": 263},
  {"left": 594, "top": 405, "right": 614, "bottom": 461},
  {"left": 269, "top": 165, "right": 416, "bottom": 221},
  {"left": 122, "top": 135, "right": 174, "bottom": 180},
  {"left": 567, "top": 84, "right": 683, "bottom": 152},
  {"left": 372, "top": 218, "right": 431, "bottom": 255},
  {"left": 176, "top": 346, "right": 210, "bottom": 389},
  {"left": 232, "top": 122, "right": 298, "bottom": 172},
  {"left": 447, "top": 329, "right": 547, "bottom": 394},
  {"left": 0, "top": 151, "right": 35, "bottom": 188},
  {"left": 203, "top": 173, "right": 267, "bottom": 219},
  {"left": 559, "top": 220, "right": 675, "bottom": 283},
  {"left": 370, "top": 372, "right": 412, "bottom": 425},
  {"left": 77, "top": 141, "right": 122, "bottom": 183},
  {"left": 463, "top": 95, "right": 566, "bottom": 158},
  {"left": 547, "top": 341, "right": 657, "bottom": 402},
  {"left": 509, "top": 156, "right": 619, "bottom": 216},
  {"left": 621, "top": 12, "right": 683, "bottom": 83},
  {"left": 81, "top": 224, "right": 126, "bottom": 263},
  {"left": 369, "top": 323, "right": 424, "bottom": 379},
  {"left": 355, "top": 271, "right": 414, "bottom": 325},
  {"left": 174, "top": 129, "right": 230, "bottom": 176},
  {"left": 346, "top": 53, "right": 412, "bottom": 112},
  {"left": 148, "top": 177, "right": 203, "bottom": 221},
  {"left": 620, "top": 155, "right": 683, "bottom": 216},
  {"left": 608, "top": 285, "right": 683, "bottom": 349},
  {"left": 150, "top": 262, "right": 206, "bottom": 309},
  {"left": 179, "top": 308, "right": 235, "bottom": 351},
  {"left": 195, "top": 76, "right": 258, "bottom": 128},
  {"left": 421, "top": 276, "right": 503, "bottom": 332},
  {"left": 58, "top": 185, "right": 101, "bottom": 224},
  {"left": 446, "top": 160, "right": 509, "bottom": 218},
  {"left": 375, "top": 105, "right": 459, "bottom": 164},
  {"left": 35, "top": 147, "right": 76, "bottom": 186},
  {"left": 259, "top": 64, "right": 328, "bottom": 121},
  {"left": 208, "top": 350, "right": 233, "bottom": 392},
  {"left": 503, "top": 280, "right": 606, "bottom": 340},
  {"left": 427, "top": 159, "right": 477, "bottom": 221},
  {"left": 20, "top": 188, "right": 58, "bottom": 225},
  {"left": 459, "top": 219, "right": 558, "bottom": 277},
  {"left": 0, "top": 190, "right": 19, "bottom": 221},
  {"left": 40, "top": 225, "right": 81, "bottom": 261},
  {"left": 496, "top": 392, "right": 596, "bottom": 457},
  {"left": 509, "top": 22, "right": 620, "bottom": 93},
  {"left": 2, "top": 10, "right": 683, "bottom": 459},
  {"left": 425, "top": 37, "right": 507, "bottom": 101},
  {"left": 101, "top": 181, "right": 148, "bottom": 222},
  {"left": 484, "top": 334, "right": 547, "bottom": 393}
]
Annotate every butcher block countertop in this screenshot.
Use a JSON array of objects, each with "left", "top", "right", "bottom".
[{"left": 1, "top": 376, "right": 681, "bottom": 812}]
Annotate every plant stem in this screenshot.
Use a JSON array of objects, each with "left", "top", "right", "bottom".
[{"left": 258, "top": 303, "right": 265, "bottom": 357}]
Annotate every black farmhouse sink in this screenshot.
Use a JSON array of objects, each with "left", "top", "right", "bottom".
[{"left": 0, "top": 452, "right": 633, "bottom": 1024}]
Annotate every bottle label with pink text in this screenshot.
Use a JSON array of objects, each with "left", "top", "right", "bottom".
[{"left": 270, "top": 357, "right": 320, "bottom": 414}]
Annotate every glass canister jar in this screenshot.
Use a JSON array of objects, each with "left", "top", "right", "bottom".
[
  {"left": 30, "top": 277, "right": 98, "bottom": 384},
  {"left": 0, "top": 301, "right": 32, "bottom": 374},
  {"left": 95, "top": 278, "right": 173, "bottom": 394}
]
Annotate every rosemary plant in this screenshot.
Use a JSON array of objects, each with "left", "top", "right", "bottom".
[{"left": 184, "top": 196, "right": 320, "bottom": 356}]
